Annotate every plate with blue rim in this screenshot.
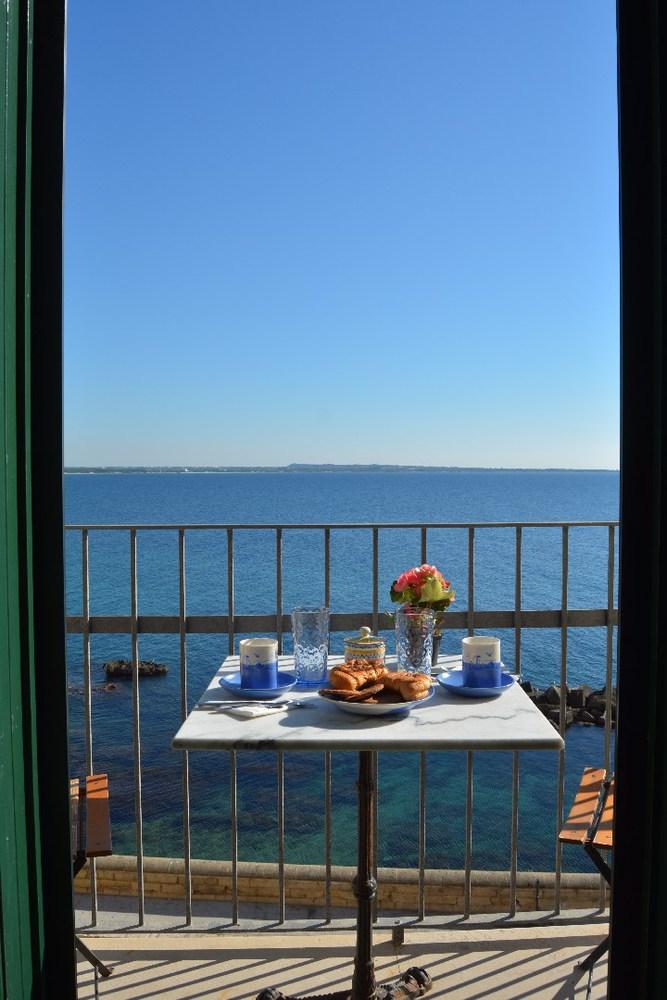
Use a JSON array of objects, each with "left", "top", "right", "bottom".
[
  {"left": 437, "top": 669, "right": 515, "bottom": 698},
  {"left": 218, "top": 671, "right": 297, "bottom": 699}
]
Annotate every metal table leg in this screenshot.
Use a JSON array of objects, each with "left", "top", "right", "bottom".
[{"left": 256, "top": 751, "right": 431, "bottom": 1000}]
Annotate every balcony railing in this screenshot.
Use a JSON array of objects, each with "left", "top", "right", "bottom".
[{"left": 65, "top": 520, "right": 618, "bottom": 930}]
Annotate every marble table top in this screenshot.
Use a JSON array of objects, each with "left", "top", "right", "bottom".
[{"left": 173, "top": 655, "right": 563, "bottom": 754}]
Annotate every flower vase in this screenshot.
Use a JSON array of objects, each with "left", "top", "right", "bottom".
[{"left": 396, "top": 607, "right": 435, "bottom": 674}]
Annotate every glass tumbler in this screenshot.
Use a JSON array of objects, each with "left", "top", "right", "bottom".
[
  {"left": 292, "top": 607, "right": 330, "bottom": 687},
  {"left": 395, "top": 606, "right": 435, "bottom": 674}
]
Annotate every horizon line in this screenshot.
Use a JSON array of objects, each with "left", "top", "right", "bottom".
[{"left": 63, "top": 463, "right": 620, "bottom": 473}]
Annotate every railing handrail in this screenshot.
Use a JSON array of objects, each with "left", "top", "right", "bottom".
[{"left": 65, "top": 519, "right": 619, "bottom": 530}]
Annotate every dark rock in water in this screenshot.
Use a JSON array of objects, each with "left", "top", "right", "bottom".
[
  {"left": 567, "top": 684, "right": 593, "bottom": 709},
  {"left": 546, "top": 707, "right": 574, "bottom": 728},
  {"left": 575, "top": 709, "right": 596, "bottom": 725},
  {"left": 520, "top": 680, "right": 535, "bottom": 694},
  {"left": 591, "top": 685, "right": 616, "bottom": 704},
  {"left": 540, "top": 685, "right": 562, "bottom": 706},
  {"left": 103, "top": 659, "right": 168, "bottom": 678},
  {"left": 68, "top": 680, "right": 123, "bottom": 695}
]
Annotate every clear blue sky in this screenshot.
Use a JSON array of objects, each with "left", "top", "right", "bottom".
[{"left": 64, "top": 1, "right": 619, "bottom": 468}]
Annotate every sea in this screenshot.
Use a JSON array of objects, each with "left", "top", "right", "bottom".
[{"left": 64, "top": 469, "right": 618, "bottom": 878}]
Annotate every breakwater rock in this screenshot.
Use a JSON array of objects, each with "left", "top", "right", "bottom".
[
  {"left": 103, "top": 659, "right": 168, "bottom": 679},
  {"left": 520, "top": 681, "right": 616, "bottom": 730},
  {"left": 68, "top": 681, "right": 119, "bottom": 695}
]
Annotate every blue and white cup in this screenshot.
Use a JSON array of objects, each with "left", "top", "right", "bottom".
[
  {"left": 239, "top": 637, "right": 279, "bottom": 689},
  {"left": 462, "top": 636, "right": 501, "bottom": 688}
]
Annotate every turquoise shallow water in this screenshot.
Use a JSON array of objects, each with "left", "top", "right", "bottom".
[{"left": 65, "top": 469, "right": 618, "bottom": 874}]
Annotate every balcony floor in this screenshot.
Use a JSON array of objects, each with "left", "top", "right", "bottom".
[{"left": 76, "top": 924, "right": 609, "bottom": 999}]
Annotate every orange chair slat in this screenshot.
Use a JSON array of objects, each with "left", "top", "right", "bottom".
[
  {"left": 592, "top": 778, "right": 614, "bottom": 849},
  {"left": 85, "top": 773, "right": 112, "bottom": 858},
  {"left": 559, "top": 767, "right": 607, "bottom": 845}
]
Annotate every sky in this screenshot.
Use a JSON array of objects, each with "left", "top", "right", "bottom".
[{"left": 64, "top": 1, "right": 619, "bottom": 469}]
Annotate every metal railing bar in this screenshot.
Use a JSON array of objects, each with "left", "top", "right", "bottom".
[
  {"left": 421, "top": 526, "right": 427, "bottom": 564},
  {"left": 227, "top": 528, "right": 235, "bottom": 656},
  {"left": 276, "top": 529, "right": 283, "bottom": 655},
  {"left": 372, "top": 752, "right": 379, "bottom": 924},
  {"left": 604, "top": 525, "right": 615, "bottom": 774},
  {"left": 372, "top": 528, "right": 379, "bottom": 635},
  {"left": 81, "top": 529, "right": 98, "bottom": 925},
  {"left": 278, "top": 751, "right": 286, "bottom": 923},
  {"left": 418, "top": 752, "right": 426, "bottom": 921},
  {"left": 554, "top": 526, "right": 569, "bottom": 914},
  {"left": 325, "top": 752, "right": 332, "bottom": 923},
  {"left": 467, "top": 528, "right": 475, "bottom": 636},
  {"left": 509, "top": 752, "right": 520, "bottom": 918},
  {"left": 82, "top": 529, "right": 93, "bottom": 770},
  {"left": 130, "top": 528, "right": 145, "bottom": 925},
  {"left": 464, "top": 751, "right": 474, "bottom": 918},
  {"left": 602, "top": 525, "right": 616, "bottom": 909},
  {"left": 324, "top": 528, "right": 331, "bottom": 609},
  {"left": 230, "top": 750, "right": 238, "bottom": 924},
  {"left": 514, "top": 526, "right": 522, "bottom": 680},
  {"left": 178, "top": 529, "right": 193, "bottom": 925},
  {"left": 65, "top": 607, "right": 619, "bottom": 635},
  {"left": 65, "top": 519, "right": 620, "bottom": 531}
]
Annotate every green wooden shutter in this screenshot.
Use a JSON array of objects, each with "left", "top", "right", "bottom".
[{"left": 0, "top": 1, "right": 73, "bottom": 996}]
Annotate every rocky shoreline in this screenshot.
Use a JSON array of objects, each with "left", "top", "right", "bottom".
[
  {"left": 520, "top": 680, "right": 616, "bottom": 730},
  {"left": 103, "top": 659, "right": 168, "bottom": 678}
]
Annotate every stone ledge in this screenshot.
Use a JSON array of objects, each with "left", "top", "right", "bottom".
[{"left": 75, "top": 855, "right": 607, "bottom": 913}]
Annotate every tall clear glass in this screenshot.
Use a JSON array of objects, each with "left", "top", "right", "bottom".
[
  {"left": 395, "top": 606, "right": 435, "bottom": 674},
  {"left": 292, "top": 607, "right": 330, "bottom": 687}
]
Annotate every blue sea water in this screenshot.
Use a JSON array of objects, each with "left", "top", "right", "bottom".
[{"left": 65, "top": 470, "right": 618, "bottom": 879}]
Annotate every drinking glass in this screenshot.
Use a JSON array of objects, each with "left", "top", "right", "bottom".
[
  {"left": 292, "top": 607, "right": 330, "bottom": 687},
  {"left": 395, "top": 607, "right": 435, "bottom": 674}
]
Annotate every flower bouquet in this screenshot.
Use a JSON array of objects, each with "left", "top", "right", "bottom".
[{"left": 390, "top": 564, "right": 455, "bottom": 668}]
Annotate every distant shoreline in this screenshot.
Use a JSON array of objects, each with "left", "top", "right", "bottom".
[{"left": 64, "top": 464, "right": 619, "bottom": 475}]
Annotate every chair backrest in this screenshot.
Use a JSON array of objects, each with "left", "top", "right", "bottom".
[
  {"left": 559, "top": 766, "right": 614, "bottom": 849},
  {"left": 70, "top": 774, "right": 112, "bottom": 863}
]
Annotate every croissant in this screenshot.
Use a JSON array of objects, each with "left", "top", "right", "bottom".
[
  {"left": 383, "top": 671, "right": 431, "bottom": 701},
  {"left": 329, "top": 658, "right": 388, "bottom": 691}
]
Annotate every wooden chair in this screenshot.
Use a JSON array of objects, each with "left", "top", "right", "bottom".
[
  {"left": 559, "top": 767, "right": 614, "bottom": 985},
  {"left": 71, "top": 774, "right": 113, "bottom": 984}
]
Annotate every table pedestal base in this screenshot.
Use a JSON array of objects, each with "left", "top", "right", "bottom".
[
  {"left": 257, "top": 966, "right": 431, "bottom": 1000},
  {"left": 255, "top": 752, "right": 432, "bottom": 1000}
]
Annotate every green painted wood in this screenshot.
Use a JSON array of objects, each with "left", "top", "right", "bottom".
[
  {"left": 1, "top": 3, "right": 39, "bottom": 993},
  {"left": 0, "top": 0, "right": 72, "bottom": 995}
]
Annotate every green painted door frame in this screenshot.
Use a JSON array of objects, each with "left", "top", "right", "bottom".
[{"left": 0, "top": 1, "right": 73, "bottom": 996}]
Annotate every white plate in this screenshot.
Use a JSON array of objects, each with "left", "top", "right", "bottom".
[{"left": 318, "top": 688, "right": 434, "bottom": 716}]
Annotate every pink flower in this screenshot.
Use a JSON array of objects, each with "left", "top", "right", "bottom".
[{"left": 390, "top": 562, "right": 455, "bottom": 609}]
